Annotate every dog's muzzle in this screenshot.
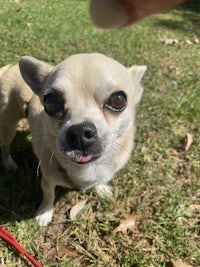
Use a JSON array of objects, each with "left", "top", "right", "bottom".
[{"left": 64, "top": 121, "right": 102, "bottom": 164}]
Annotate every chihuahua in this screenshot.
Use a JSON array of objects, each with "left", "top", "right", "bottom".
[{"left": 0, "top": 53, "right": 146, "bottom": 226}]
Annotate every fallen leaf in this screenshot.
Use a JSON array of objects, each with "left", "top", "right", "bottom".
[
  {"left": 47, "top": 247, "right": 57, "bottom": 259},
  {"left": 185, "top": 133, "right": 193, "bottom": 152},
  {"left": 113, "top": 214, "right": 140, "bottom": 234},
  {"left": 26, "top": 22, "right": 32, "bottom": 28},
  {"left": 70, "top": 199, "right": 87, "bottom": 220},
  {"left": 166, "top": 148, "right": 179, "bottom": 157},
  {"left": 170, "top": 259, "right": 192, "bottom": 267},
  {"left": 189, "top": 204, "right": 200, "bottom": 210},
  {"left": 185, "top": 39, "right": 192, "bottom": 45},
  {"left": 57, "top": 246, "right": 78, "bottom": 258}
]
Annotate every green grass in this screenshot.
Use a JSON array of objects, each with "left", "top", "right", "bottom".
[{"left": 0, "top": 0, "right": 200, "bottom": 266}]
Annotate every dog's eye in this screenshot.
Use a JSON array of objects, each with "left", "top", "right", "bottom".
[
  {"left": 105, "top": 91, "right": 127, "bottom": 112},
  {"left": 43, "top": 94, "right": 64, "bottom": 116}
]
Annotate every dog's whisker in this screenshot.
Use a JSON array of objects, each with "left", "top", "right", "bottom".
[
  {"left": 110, "top": 141, "right": 131, "bottom": 155},
  {"left": 37, "top": 160, "right": 42, "bottom": 177},
  {"left": 50, "top": 149, "right": 56, "bottom": 166},
  {"left": 101, "top": 129, "right": 134, "bottom": 155},
  {"left": 104, "top": 134, "right": 133, "bottom": 155}
]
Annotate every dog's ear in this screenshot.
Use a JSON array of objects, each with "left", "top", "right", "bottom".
[
  {"left": 19, "top": 56, "right": 53, "bottom": 95},
  {"left": 0, "top": 64, "right": 10, "bottom": 78},
  {"left": 128, "top": 65, "right": 147, "bottom": 104}
]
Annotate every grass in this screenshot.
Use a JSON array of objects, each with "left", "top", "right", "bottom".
[{"left": 0, "top": 0, "right": 200, "bottom": 266}]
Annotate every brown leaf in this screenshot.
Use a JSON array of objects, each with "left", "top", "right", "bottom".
[
  {"left": 26, "top": 22, "right": 33, "bottom": 28},
  {"left": 170, "top": 259, "right": 192, "bottom": 267},
  {"left": 113, "top": 214, "right": 140, "bottom": 234},
  {"left": 166, "top": 148, "right": 180, "bottom": 157},
  {"left": 189, "top": 204, "right": 200, "bottom": 210},
  {"left": 46, "top": 247, "right": 57, "bottom": 259},
  {"left": 57, "top": 246, "right": 78, "bottom": 258},
  {"left": 69, "top": 199, "right": 87, "bottom": 220},
  {"left": 185, "top": 133, "right": 193, "bottom": 152},
  {"left": 185, "top": 39, "right": 193, "bottom": 45}
]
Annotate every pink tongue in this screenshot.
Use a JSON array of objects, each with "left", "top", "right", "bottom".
[{"left": 74, "top": 156, "right": 92, "bottom": 163}]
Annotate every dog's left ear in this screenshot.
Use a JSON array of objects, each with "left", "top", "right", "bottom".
[
  {"left": 19, "top": 56, "right": 53, "bottom": 96},
  {"left": 128, "top": 65, "right": 147, "bottom": 104}
]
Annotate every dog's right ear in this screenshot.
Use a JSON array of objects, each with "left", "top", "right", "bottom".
[
  {"left": 19, "top": 56, "right": 53, "bottom": 95},
  {"left": 129, "top": 65, "right": 147, "bottom": 104}
]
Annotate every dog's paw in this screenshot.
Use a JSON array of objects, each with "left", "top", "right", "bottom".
[
  {"left": 95, "top": 184, "right": 113, "bottom": 198},
  {"left": 35, "top": 209, "right": 53, "bottom": 227},
  {"left": 3, "top": 155, "right": 18, "bottom": 170}
]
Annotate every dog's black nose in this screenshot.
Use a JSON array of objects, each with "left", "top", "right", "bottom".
[{"left": 67, "top": 122, "right": 97, "bottom": 151}]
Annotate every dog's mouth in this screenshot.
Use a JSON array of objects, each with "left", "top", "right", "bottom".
[
  {"left": 57, "top": 146, "right": 102, "bottom": 165},
  {"left": 70, "top": 153, "right": 100, "bottom": 164},
  {"left": 74, "top": 155, "right": 92, "bottom": 163}
]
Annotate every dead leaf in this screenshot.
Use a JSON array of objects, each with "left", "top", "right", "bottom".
[
  {"left": 113, "top": 214, "right": 140, "bottom": 234},
  {"left": 185, "top": 133, "right": 193, "bottom": 152},
  {"left": 26, "top": 22, "right": 32, "bottom": 28},
  {"left": 170, "top": 259, "right": 192, "bottom": 267},
  {"left": 46, "top": 247, "right": 57, "bottom": 259},
  {"left": 189, "top": 204, "right": 200, "bottom": 210},
  {"left": 57, "top": 246, "right": 78, "bottom": 258},
  {"left": 185, "top": 39, "right": 192, "bottom": 45},
  {"left": 69, "top": 199, "right": 87, "bottom": 220},
  {"left": 166, "top": 148, "right": 180, "bottom": 157}
]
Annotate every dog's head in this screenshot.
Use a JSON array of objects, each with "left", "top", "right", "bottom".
[{"left": 19, "top": 53, "right": 146, "bottom": 165}]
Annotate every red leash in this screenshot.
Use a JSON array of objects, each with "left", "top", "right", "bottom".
[{"left": 0, "top": 225, "right": 43, "bottom": 267}]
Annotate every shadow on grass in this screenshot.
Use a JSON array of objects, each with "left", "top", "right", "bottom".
[
  {"left": 0, "top": 131, "right": 69, "bottom": 224},
  {"left": 154, "top": 2, "right": 200, "bottom": 35},
  {"left": 0, "top": 131, "right": 39, "bottom": 224}
]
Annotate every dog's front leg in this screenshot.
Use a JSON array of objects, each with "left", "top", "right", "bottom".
[{"left": 36, "top": 177, "right": 55, "bottom": 227}]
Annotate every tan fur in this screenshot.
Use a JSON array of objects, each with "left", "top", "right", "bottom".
[
  {"left": 0, "top": 53, "right": 146, "bottom": 226},
  {"left": 0, "top": 65, "right": 33, "bottom": 169}
]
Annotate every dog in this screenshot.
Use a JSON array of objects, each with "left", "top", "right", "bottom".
[{"left": 0, "top": 53, "right": 146, "bottom": 226}]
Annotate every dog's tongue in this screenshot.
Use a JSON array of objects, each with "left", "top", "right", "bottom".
[{"left": 74, "top": 156, "right": 92, "bottom": 163}]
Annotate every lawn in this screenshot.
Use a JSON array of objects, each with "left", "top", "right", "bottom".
[{"left": 0, "top": 0, "right": 199, "bottom": 266}]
